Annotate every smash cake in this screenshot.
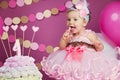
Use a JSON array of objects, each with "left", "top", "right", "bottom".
[{"left": 0, "top": 39, "right": 43, "bottom": 80}]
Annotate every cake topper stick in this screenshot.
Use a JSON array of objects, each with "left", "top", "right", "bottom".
[
  {"left": 28, "top": 26, "right": 39, "bottom": 56},
  {"left": 20, "top": 25, "right": 28, "bottom": 55},
  {"left": 3, "top": 26, "right": 12, "bottom": 57},
  {"left": 13, "top": 39, "right": 21, "bottom": 56},
  {"left": 11, "top": 25, "right": 18, "bottom": 40},
  {"left": 0, "top": 35, "right": 9, "bottom": 58}
]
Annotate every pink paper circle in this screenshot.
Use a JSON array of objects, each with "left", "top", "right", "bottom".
[
  {"left": 36, "top": 12, "right": 44, "bottom": 20},
  {"left": 31, "top": 42, "right": 39, "bottom": 50},
  {"left": 16, "top": 0, "right": 24, "bottom": 7},
  {"left": 0, "top": 61, "right": 3, "bottom": 67},
  {"left": 4, "top": 17, "right": 12, "bottom": 26},
  {"left": 9, "top": 35, "right": 15, "bottom": 43},
  {"left": 9, "top": 0, "right": 16, "bottom": 8},
  {"left": 65, "top": 1, "right": 73, "bottom": 8},
  {"left": 58, "top": 5, "right": 66, "bottom": 12},
  {"left": 28, "top": 14, "right": 36, "bottom": 22},
  {"left": 39, "top": 44, "right": 46, "bottom": 52}
]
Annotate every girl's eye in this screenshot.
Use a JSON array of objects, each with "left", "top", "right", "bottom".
[
  {"left": 74, "top": 19, "right": 78, "bottom": 21},
  {"left": 67, "top": 19, "right": 71, "bottom": 21}
]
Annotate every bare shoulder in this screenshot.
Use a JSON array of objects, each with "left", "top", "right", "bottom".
[
  {"left": 86, "top": 29, "right": 104, "bottom": 51},
  {"left": 85, "top": 29, "right": 97, "bottom": 38}
]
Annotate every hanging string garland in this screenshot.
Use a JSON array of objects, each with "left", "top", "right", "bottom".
[
  {"left": 0, "top": 0, "right": 77, "bottom": 55},
  {"left": 0, "top": 0, "right": 78, "bottom": 70},
  {"left": 3, "top": 7, "right": 65, "bottom": 25},
  {"left": 3, "top": 0, "right": 74, "bottom": 25},
  {"left": 1, "top": 25, "right": 59, "bottom": 55},
  {"left": 72, "top": 0, "right": 79, "bottom": 4},
  {"left": 0, "top": 0, "right": 40, "bottom": 9}
]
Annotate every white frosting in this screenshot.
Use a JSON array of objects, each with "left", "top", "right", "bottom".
[{"left": 0, "top": 56, "right": 42, "bottom": 79}]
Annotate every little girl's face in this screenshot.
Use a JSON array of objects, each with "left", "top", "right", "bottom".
[{"left": 66, "top": 10, "right": 86, "bottom": 35}]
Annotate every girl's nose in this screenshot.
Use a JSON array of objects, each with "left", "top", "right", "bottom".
[{"left": 69, "top": 20, "right": 74, "bottom": 25}]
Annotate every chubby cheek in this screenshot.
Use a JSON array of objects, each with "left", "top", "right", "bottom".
[
  {"left": 76, "top": 27, "right": 82, "bottom": 32},
  {"left": 66, "top": 22, "right": 69, "bottom": 27},
  {"left": 78, "top": 26, "right": 82, "bottom": 30},
  {"left": 77, "top": 23, "right": 84, "bottom": 29},
  {"left": 75, "top": 28, "right": 80, "bottom": 32}
]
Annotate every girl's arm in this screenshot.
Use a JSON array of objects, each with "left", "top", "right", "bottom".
[
  {"left": 93, "top": 39, "right": 104, "bottom": 51},
  {"left": 59, "top": 29, "right": 71, "bottom": 50},
  {"left": 59, "top": 38, "right": 68, "bottom": 50},
  {"left": 86, "top": 31, "right": 104, "bottom": 51}
]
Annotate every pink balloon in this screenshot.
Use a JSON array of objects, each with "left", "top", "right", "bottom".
[
  {"left": 99, "top": 1, "right": 120, "bottom": 46},
  {"left": 0, "top": 16, "right": 3, "bottom": 36}
]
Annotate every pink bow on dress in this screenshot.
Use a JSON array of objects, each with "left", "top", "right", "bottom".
[{"left": 66, "top": 45, "right": 86, "bottom": 61}]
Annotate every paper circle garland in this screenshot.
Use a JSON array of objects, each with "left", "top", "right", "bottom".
[
  {"left": 58, "top": 5, "right": 66, "bottom": 12},
  {"left": 23, "top": 40, "right": 31, "bottom": 48},
  {"left": 21, "top": 16, "right": 28, "bottom": 23},
  {"left": 4, "top": 17, "right": 12, "bottom": 26},
  {"left": 1, "top": 32, "right": 8, "bottom": 40},
  {"left": 28, "top": 14, "right": 36, "bottom": 22},
  {"left": 30, "top": 42, "right": 39, "bottom": 50},
  {"left": 0, "top": 1, "right": 73, "bottom": 54},
  {"left": 51, "top": 8, "right": 59, "bottom": 15},
  {"left": 43, "top": 10, "right": 52, "bottom": 18},
  {"left": 1, "top": 1, "right": 73, "bottom": 25},
  {"left": 1, "top": 29, "right": 60, "bottom": 54},
  {"left": 36, "top": 12, "right": 44, "bottom": 20},
  {"left": 24, "top": 0, "right": 32, "bottom": 5},
  {"left": 65, "top": 1, "right": 73, "bottom": 8},
  {"left": 33, "top": 0, "right": 39, "bottom": 3},
  {"left": 9, "top": 0, "right": 16, "bottom": 8},
  {"left": 0, "top": 0, "right": 40, "bottom": 9},
  {"left": 12, "top": 17, "right": 21, "bottom": 24},
  {"left": 72, "top": 0, "right": 79, "bottom": 4},
  {"left": 39, "top": 44, "right": 46, "bottom": 52},
  {"left": 1, "top": 1, "right": 8, "bottom": 9},
  {"left": 0, "top": 1, "right": 75, "bottom": 55},
  {"left": 46, "top": 45, "right": 53, "bottom": 53},
  {"left": 16, "top": 0, "right": 24, "bottom": 7}
]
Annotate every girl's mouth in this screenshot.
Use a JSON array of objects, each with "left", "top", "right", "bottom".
[
  {"left": 69, "top": 26, "right": 76, "bottom": 32},
  {"left": 70, "top": 26, "right": 76, "bottom": 28}
]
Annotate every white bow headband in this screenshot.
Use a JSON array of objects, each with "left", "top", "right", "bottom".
[{"left": 69, "top": 0, "right": 90, "bottom": 22}]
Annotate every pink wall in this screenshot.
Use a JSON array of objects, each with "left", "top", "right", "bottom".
[{"left": 0, "top": 0, "right": 119, "bottom": 79}]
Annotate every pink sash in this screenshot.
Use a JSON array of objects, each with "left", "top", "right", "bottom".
[{"left": 66, "top": 45, "right": 86, "bottom": 61}]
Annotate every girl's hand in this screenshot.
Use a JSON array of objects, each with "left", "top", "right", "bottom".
[
  {"left": 62, "top": 28, "right": 72, "bottom": 43},
  {"left": 85, "top": 31, "right": 104, "bottom": 51},
  {"left": 59, "top": 28, "right": 73, "bottom": 49},
  {"left": 93, "top": 40, "right": 101, "bottom": 47}
]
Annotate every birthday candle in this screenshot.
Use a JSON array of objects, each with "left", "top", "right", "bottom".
[{"left": 13, "top": 39, "right": 21, "bottom": 56}]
